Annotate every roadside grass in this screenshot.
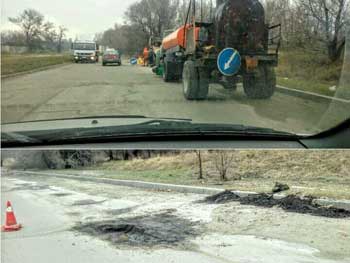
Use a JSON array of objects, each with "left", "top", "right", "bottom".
[
  {"left": 62, "top": 151, "right": 350, "bottom": 200},
  {"left": 1, "top": 53, "right": 72, "bottom": 76},
  {"left": 276, "top": 50, "right": 344, "bottom": 97}
]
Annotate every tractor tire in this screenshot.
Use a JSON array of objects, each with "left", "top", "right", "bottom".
[
  {"left": 163, "top": 61, "right": 172, "bottom": 82},
  {"left": 243, "top": 65, "right": 276, "bottom": 99},
  {"left": 183, "top": 61, "right": 199, "bottom": 100},
  {"left": 172, "top": 73, "right": 181, "bottom": 82},
  {"left": 197, "top": 68, "right": 209, "bottom": 100}
]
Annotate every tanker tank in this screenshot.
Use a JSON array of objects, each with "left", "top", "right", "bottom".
[{"left": 215, "top": 0, "right": 267, "bottom": 54}]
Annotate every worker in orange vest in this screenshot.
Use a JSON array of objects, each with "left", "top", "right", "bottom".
[{"left": 143, "top": 47, "right": 149, "bottom": 67}]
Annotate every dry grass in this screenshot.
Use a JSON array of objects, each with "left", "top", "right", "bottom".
[
  {"left": 1, "top": 53, "right": 72, "bottom": 76},
  {"left": 94, "top": 151, "right": 350, "bottom": 200},
  {"left": 276, "top": 50, "right": 348, "bottom": 98}
]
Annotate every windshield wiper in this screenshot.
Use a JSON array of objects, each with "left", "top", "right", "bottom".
[
  {"left": 1, "top": 132, "right": 42, "bottom": 144},
  {"left": 2, "top": 119, "right": 296, "bottom": 146},
  {"left": 2, "top": 115, "right": 193, "bottom": 125}
]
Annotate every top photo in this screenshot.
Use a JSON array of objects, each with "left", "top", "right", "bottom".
[{"left": 1, "top": 0, "right": 350, "bottom": 149}]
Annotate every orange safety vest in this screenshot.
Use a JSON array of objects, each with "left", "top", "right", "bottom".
[{"left": 143, "top": 47, "right": 149, "bottom": 58}]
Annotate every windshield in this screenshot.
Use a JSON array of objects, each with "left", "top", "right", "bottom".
[
  {"left": 73, "top": 43, "right": 96, "bottom": 51},
  {"left": 1, "top": 0, "right": 350, "bottom": 136}
]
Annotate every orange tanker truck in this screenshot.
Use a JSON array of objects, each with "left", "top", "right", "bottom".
[
  {"left": 161, "top": 24, "right": 200, "bottom": 82},
  {"left": 160, "top": 0, "right": 281, "bottom": 100}
]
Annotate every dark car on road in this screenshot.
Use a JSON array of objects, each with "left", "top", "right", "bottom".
[{"left": 102, "top": 50, "right": 122, "bottom": 66}]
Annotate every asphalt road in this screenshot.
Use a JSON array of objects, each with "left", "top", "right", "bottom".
[
  {"left": 2, "top": 62, "right": 349, "bottom": 134},
  {"left": 2, "top": 170, "right": 350, "bottom": 263}
]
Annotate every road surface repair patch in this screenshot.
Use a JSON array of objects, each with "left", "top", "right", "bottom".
[
  {"left": 72, "top": 211, "right": 199, "bottom": 248},
  {"left": 201, "top": 191, "right": 350, "bottom": 218}
]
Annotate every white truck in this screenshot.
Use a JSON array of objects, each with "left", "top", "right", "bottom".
[{"left": 72, "top": 41, "right": 99, "bottom": 63}]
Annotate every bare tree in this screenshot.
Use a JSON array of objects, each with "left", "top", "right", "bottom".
[
  {"left": 57, "top": 26, "right": 68, "bottom": 53},
  {"left": 125, "top": 0, "right": 179, "bottom": 39},
  {"left": 213, "top": 151, "right": 234, "bottom": 181},
  {"left": 9, "top": 9, "right": 45, "bottom": 50},
  {"left": 298, "top": 0, "right": 348, "bottom": 61},
  {"left": 42, "top": 21, "right": 58, "bottom": 49},
  {"left": 176, "top": 0, "right": 216, "bottom": 26}
]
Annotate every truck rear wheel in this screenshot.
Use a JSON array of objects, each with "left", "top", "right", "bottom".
[
  {"left": 243, "top": 65, "right": 276, "bottom": 99},
  {"left": 163, "top": 62, "right": 172, "bottom": 82},
  {"left": 197, "top": 68, "right": 209, "bottom": 99},
  {"left": 183, "top": 61, "right": 209, "bottom": 100},
  {"left": 183, "top": 61, "right": 199, "bottom": 100}
]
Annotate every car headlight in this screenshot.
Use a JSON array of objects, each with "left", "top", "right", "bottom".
[
  {"left": 91, "top": 56, "right": 95, "bottom": 60},
  {"left": 75, "top": 56, "right": 78, "bottom": 59}
]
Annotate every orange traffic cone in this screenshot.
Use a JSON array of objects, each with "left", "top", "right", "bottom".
[{"left": 2, "top": 201, "right": 22, "bottom": 232}]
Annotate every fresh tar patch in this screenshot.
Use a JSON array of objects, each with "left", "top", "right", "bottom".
[{"left": 72, "top": 212, "right": 200, "bottom": 248}]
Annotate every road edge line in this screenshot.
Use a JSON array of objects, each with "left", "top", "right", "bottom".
[
  {"left": 12, "top": 170, "right": 350, "bottom": 211},
  {"left": 276, "top": 85, "right": 350, "bottom": 104}
]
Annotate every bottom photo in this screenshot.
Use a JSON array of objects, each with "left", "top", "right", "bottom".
[{"left": 1, "top": 150, "right": 350, "bottom": 263}]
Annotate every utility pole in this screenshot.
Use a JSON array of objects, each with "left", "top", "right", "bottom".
[
  {"left": 192, "top": 0, "right": 196, "bottom": 23},
  {"left": 210, "top": 0, "right": 213, "bottom": 21},
  {"left": 201, "top": 0, "right": 203, "bottom": 22}
]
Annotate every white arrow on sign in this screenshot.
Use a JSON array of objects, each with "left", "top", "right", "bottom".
[{"left": 224, "top": 51, "right": 238, "bottom": 70}]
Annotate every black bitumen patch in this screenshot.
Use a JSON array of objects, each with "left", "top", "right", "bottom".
[
  {"left": 201, "top": 190, "right": 241, "bottom": 204},
  {"left": 201, "top": 191, "right": 350, "bottom": 219},
  {"left": 72, "top": 212, "right": 199, "bottom": 248}
]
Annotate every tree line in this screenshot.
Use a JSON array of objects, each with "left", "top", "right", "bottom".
[
  {"left": 3, "top": 1, "right": 348, "bottom": 60},
  {"left": 2, "top": 9, "right": 68, "bottom": 53},
  {"left": 1, "top": 150, "right": 237, "bottom": 182},
  {"left": 264, "top": 0, "right": 349, "bottom": 61},
  {"left": 96, "top": 0, "right": 348, "bottom": 61}
]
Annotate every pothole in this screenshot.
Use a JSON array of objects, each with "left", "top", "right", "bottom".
[
  {"left": 72, "top": 199, "right": 106, "bottom": 206},
  {"left": 201, "top": 191, "right": 350, "bottom": 218},
  {"left": 72, "top": 212, "right": 199, "bottom": 248},
  {"left": 9, "top": 183, "right": 50, "bottom": 191},
  {"left": 51, "top": 193, "right": 72, "bottom": 197},
  {"left": 75, "top": 81, "right": 111, "bottom": 87}
]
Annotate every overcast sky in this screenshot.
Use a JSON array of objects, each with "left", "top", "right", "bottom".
[{"left": 1, "top": 0, "right": 140, "bottom": 39}]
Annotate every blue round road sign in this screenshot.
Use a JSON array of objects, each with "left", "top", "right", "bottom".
[
  {"left": 130, "top": 58, "right": 138, "bottom": 65},
  {"left": 217, "top": 48, "right": 241, "bottom": 76}
]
